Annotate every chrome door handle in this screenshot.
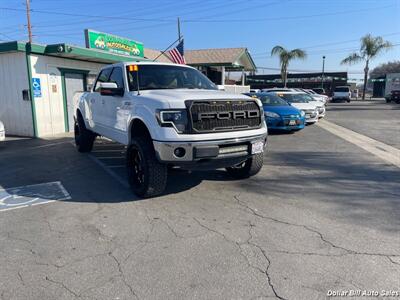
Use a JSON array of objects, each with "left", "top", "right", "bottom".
[
  {"left": 101, "top": 99, "right": 105, "bottom": 104},
  {"left": 90, "top": 98, "right": 95, "bottom": 103}
]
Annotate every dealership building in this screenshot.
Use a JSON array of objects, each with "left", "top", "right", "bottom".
[
  {"left": 246, "top": 72, "right": 348, "bottom": 94},
  {"left": 0, "top": 31, "right": 255, "bottom": 138}
]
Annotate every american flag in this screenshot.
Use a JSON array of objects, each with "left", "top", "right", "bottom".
[{"left": 168, "top": 40, "right": 186, "bottom": 64}]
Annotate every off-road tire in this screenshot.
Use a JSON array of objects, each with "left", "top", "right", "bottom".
[
  {"left": 226, "top": 153, "right": 263, "bottom": 179},
  {"left": 74, "top": 114, "right": 96, "bottom": 153},
  {"left": 127, "top": 137, "right": 167, "bottom": 198}
]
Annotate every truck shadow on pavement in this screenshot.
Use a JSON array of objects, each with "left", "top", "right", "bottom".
[{"left": 1, "top": 135, "right": 400, "bottom": 234}]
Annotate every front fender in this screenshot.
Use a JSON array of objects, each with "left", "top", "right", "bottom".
[{"left": 128, "top": 105, "right": 160, "bottom": 143}]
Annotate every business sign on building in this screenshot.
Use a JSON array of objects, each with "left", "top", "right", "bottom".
[{"left": 84, "top": 29, "right": 144, "bottom": 57}]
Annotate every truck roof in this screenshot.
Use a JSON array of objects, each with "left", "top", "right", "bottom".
[{"left": 103, "top": 61, "right": 196, "bottom": 70}]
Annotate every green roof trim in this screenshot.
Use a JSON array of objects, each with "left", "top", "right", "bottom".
[
  {"left": 0, "top": 41, "right": 26, "bottom": 52},
  {"left": 0, "top": 41, "right": 149, "bottom": 64}
]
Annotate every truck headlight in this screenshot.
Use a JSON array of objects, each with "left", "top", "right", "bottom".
[
  {"left": 265, "top": 111, "right": 280, "bottom": 118},
  {"left": 157, "top": 110, "right": 188, "bottom": 133},
  {"left": 300, "top": 110, "right": 305, "bottom": 117}
]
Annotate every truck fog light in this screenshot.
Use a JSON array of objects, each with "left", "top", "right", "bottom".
[{"left": 174, "top": 147, "right": 186, "bottom": 158}]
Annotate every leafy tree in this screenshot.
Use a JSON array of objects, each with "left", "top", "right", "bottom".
[
  {"left": 271, "top": 46, "right": 307, "bottom": 87},
  {"left": 341, "top": 34, "right": 392, "bottom": 100},
  {"left": 370, "top": 61, "right": 400, "bottom": 78}
]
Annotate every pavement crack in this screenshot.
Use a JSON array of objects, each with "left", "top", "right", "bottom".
[
  {"left": 245, "top": 222, "right": 287, "bottom": 300},
  {"left": 157, "top": 217, "right": 183, "bottom": 239},
  {"left": 45, "top": 275, "right": 79, "bottom": 298},
  {"left": 388, "top": 256, "right": 400, "bottom": 266},
  {"left": 17, "top": 271, "right": 25, "bottom": 286},
  {"left": 6, "top": 232, "right": 34, "bottom": 247},
  {"left": 192, "top": 217, "right": 233, "bottom": 245},
  {"left": 193, "top": 217, "right": 285, "bottom": 299},
  {"left": 109, "top": 251, "right": 138, "bottom": 299},
  {"left": 233, "top": 195, "right": 400, "bottom": 258}
]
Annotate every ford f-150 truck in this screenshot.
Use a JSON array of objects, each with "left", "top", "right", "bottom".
[{"left": 74, "top": 62, "right": 268, "bottom": 197}]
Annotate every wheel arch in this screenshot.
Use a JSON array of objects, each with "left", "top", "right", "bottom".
[{"left": 128, "top": 118, "right": 153, "bottom": 144}]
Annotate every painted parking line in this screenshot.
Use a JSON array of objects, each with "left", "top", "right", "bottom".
[
  {"left": 317, "top": 119, "right": 400, "bottom": 168},
  {"left": 88, "top": 140, "right": 130, "bottom": 188},
  {"left": 0, "top": 181, "right": 71, "bottom": 212},
  {"left": 88, "top": 153, "right": 129, "bottom": 188}
]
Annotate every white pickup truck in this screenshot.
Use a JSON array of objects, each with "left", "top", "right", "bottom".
[{"left": 74, "top": 62, "right": 268, "bottom": 197}]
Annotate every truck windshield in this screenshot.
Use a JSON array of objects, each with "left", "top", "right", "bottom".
[{"left": 126, "top": 65, "right": 217, "bottom": 91}]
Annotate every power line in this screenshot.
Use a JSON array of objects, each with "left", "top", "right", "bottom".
[
  {"left": 182, "top": 4, "right": 394, "bottom": 23},
  {"left": 29, "top": 0, "right": 249, "bottom": 35},
  {"left": 0, "top": 2, "right": 392, "bottom": 26},
  {"left": 0, "top": 7, "right": 177, "bottom": 22}
]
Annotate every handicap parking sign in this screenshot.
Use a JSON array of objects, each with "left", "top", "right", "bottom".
[{"left": 32, "top": 78, "right": 42, "bottom": 98}]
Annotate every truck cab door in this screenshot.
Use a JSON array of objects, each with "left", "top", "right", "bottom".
[
  {"left": 90, "top": 68, "right": 113, "bottom": 135},
  {"left": 101, "top": 67, "right": 130, "bottom": 144}
]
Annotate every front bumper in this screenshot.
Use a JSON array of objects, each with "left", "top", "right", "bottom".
[
  {"left": 266, "top": 116, "right": 305, "bottom": 131},
  {"left": 153, "top": 134, "right": 267, "bottom": 165},
  {"left": 305, "top": 113, "right": 319, "bottom": 123}
]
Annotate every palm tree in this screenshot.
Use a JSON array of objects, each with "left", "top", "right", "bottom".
[
  {"left": 271, "top": 46, "right": 307, "bottom": 87},
  {"left": 341, "top": 34, "right": 392, "bottom": 100}
]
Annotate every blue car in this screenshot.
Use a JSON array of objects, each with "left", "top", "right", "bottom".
[{"left": 245, "top": 92, "right": 305, "bottom": 132}]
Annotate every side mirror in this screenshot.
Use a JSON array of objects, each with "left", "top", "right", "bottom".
[
  {"left": 99, "top": 82, "right": 124, "bottom": 96},
  {"left": 216, "top": 85, "right": 225, "bottom": 91}
]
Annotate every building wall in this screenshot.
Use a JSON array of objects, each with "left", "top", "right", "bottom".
[
  {"left": 0, "top": 52, "right": 34, "bottom": 136},
  {"left": 29, "top": 54, "right": 105, "bottom": 137}
]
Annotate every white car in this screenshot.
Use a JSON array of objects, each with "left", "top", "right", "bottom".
[
  {"left": 272, "top": 91, "right": 320, "bottom": 123},
  {"left": 0, "top": 121, "right": 5, "bottom": 141},
  {"left": 303, "top": 89, "right": 328, "bottom": 105}
]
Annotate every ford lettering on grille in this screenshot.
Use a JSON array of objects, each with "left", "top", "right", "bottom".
[
  {"left": 197, "top": 110, "right": 260, "bottom": 121},
  {"left": 187, "top": 100, "right": 262, "bottom": 133}
]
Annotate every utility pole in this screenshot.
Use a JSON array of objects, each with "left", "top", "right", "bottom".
[
  {"left": 26, "top": 0, "right": 33, "bottom": 43},
  {"left": 177, "top": 17, "right": 181, "bottom": 42},
  {"left": 321, "top": 55, "right": 326, "bottom": 90}
]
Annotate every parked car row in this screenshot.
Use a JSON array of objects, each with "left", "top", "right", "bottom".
[{"left": 244, "top": 88, "right": 327, "bottom": 133}]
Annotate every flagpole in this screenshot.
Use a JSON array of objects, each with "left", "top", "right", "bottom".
[
  {"left": 152, "top": 37, "right": 181, "bottom": 62},
  {"left": 178, "top": 17, "right": 181, "bottom": 42}
]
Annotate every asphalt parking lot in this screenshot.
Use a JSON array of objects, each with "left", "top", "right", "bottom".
[{"left": 0, "top": 100, "right": 399, "bottom": 300}]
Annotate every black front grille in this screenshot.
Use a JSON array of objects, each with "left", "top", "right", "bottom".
[{"left": 187, "top": 100, "right": 262, "bottom": 133}]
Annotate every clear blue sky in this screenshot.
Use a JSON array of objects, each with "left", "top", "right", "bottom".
[{"left": 0, "top": 0, "right": 399, "bottom": 80}]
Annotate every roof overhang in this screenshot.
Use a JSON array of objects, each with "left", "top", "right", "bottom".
[
  {"left": 186, "top": 48, "right": 257, "bottom": 71},
  {"left": 0, "top": 41, "right": 149, "bottom": 63}
]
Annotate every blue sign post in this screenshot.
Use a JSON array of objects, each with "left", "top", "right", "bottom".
[{"left": 32, "top": 78, "right": 42, "bottom": 98}]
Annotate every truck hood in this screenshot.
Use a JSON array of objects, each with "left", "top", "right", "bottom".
[{"left": 133, "top": 89, "right": 257, "bottom": 108}]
